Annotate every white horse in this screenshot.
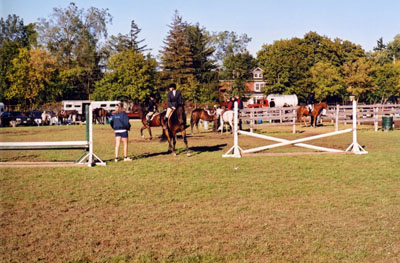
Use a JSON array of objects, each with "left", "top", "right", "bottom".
[{"left": 217, "top": 109, "right": 234, "bottom": 133}]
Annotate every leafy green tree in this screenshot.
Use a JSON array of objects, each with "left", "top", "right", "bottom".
[
  {"left": 37, "top": 2, "right": 111, "bottom": 99},
  {"left": 371, "top": 63, "right": 400, "bottom": 103},
  {"left": 160, "top": 11, "right": 194, "bottom": 99},
  {"left": 221, "top": 52, "right": 256, "bottom": 96},
  {"left": 257, "top": 31, "right": 366, "bottom": 102},
  {"left": 0, "top": 15, "right": 37, "bottom": 103},
  {"left": 386, "top": 34, "right": 400, "bottom": 64},
  {"left": 92, "top": 50, "right": 157, "bottom": 101},
  {"left": 310, "top": 61, "right": 346, "bottom": 102},
  {"left": 371, "top": 35, "right": 400, "bottom": 65},
  {"left": 211, "top": 31, "right": 252, "bottom": 66},
  {"left": 6, "top": 48, "right": 56, "bottom": 109},
  {"left": 343, "top": 58, "right": 375, "bottom": 101},
  {"left": 257, "top": 37, "right": 307, "bottom": 97}
]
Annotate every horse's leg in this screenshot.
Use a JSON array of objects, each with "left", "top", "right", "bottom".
[
  {"left": 196, "top": 119, "right": 200, "bottom": 133},
  {"left": 190, "top": 118, "right": 194, "bottom": 134},
  {"left": 181, "top": 129, "right": 190, "bottom": 156},
  {"left": 148, "top": 127, "right": 152, "bottom": 140},
  {"left": 163, "top": 128, "right": 173, "bottom": 153},
  {"left": 172, "top": 133, "right": 177, "bottom": 156},
  {"left": 303, "top": 115, "right": 307, "bottom": 127},
  {"left": 140, "top": 123, "right": 146, "bottom": 138}
]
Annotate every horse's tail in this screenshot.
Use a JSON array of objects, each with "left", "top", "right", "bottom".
[{"left": 297, "top": 107, "right": 303, "bottom": 121}]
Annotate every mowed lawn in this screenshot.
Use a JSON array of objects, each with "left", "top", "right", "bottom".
[{"left": 1, "top": 121, "right": 399, "bottom": 263}]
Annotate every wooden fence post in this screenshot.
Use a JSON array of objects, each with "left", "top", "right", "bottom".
[
  {"left": 335, "top": 104, "right": 339, "bottom": 132},
  {"left": 292, "top": 109, "right": 296, "bottom": 134}
]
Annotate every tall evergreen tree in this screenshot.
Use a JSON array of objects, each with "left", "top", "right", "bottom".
[
  {"left": 160, "top": 11, "right": 194, "bottom": 98},
  {"left": 185, "top": 24, "right": 218, "bottom": 101},
  {"left": 373, "top": 37, "right": 386, "bottom": 51},
  {"left": 105, "top": 20, "right": 147, "bottom": 55}
]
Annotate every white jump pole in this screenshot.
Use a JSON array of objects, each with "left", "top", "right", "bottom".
[
  {"left": 78, "top": 104, "right": 107, "bottom": 166},
  {"left": 241, "top": 128, "right": 352, "bottom": 154},
  {"left": 222, "top": 102, "right": 242, "bottom": 158},
  {"left": 238, "top": 130, "right": 346, "bottom": 153},
  {"left": 345, "top": 97, "right": 368, "bottom": 154}
]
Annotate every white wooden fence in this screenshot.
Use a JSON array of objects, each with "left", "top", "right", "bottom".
[
  {"left": 325, "top": 104, "right": 400, "bottom": 131},
  {"left": 239, "top": 104, "right": 399, "bottom": 132},
  {"left": 239, "top": 107, "right": 297, "bottom": 133}
]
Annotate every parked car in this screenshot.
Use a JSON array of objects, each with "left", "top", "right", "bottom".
[
  {"left": 0, "top": 111, "right": 29, "bottom": 127},
  {"left": 27, "top": 111, "right": 43, "bottom": 126},
  {"left": 247, "top": 98, "right": 269, "bottom": 108}
]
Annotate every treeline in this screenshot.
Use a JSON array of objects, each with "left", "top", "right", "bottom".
[{"left": 1, "top": 3, "right": 399, "bottom": 110}]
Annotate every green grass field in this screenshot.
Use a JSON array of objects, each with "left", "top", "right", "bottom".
[{"left": 1, "top": 122, "right": 399, "bottom": 263}]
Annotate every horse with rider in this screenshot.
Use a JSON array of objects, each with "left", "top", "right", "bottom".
[{"left": 297, "top": 93, "right": 328, "bottom": 127}]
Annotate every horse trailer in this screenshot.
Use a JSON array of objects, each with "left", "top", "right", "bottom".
[
  {"left": 62, "top": 100, "right": 121, "bottom": 114},
  {"left": 266, "top": 94, "right": 298, "bottom": 107}
]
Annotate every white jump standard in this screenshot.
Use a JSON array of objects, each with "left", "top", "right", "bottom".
[
  {"left": 223, "top": 99, "right": 367, "bottom": 158},
  {"left": 0, "top": 105, "right": 106, "bottom": 167}
]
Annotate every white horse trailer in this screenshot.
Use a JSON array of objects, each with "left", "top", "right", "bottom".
[
  {"left": 62, "top": 100, "right": 120, "bottom": 114},
  {"left": 267, "top": 94, "right": 298, "bottom": 107},
  {"left": 90, "top": 101, "right": 121, "bottom": 111},
  {"left": 62, "top": 100, "right": 91, "bottom": 114}
]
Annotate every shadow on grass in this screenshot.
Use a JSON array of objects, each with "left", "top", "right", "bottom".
[
  {"left": 128, "top": 143, "right": 228, "bottom": 159},
  {"left": 188, "top": 143, "right": 227, "bottom": 156}
]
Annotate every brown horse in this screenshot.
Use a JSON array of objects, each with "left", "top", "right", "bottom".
[
  {"left": 57, "top": 110, "right": 78, "bottom": 125},
  {"left": 190, "top": 109, "right": 218, "bottom": 134},
  {"left": 93, "top": 108, "right": 109, "bottom": 124},
  {"left": 135, "top": 103, "right": 165, "bottom": 140},
  {"left": 297, "top": 102, "right": 328, "bottom": 127},
  {"left": 161, "top": 105, "right": 190, "bottom": 156}
]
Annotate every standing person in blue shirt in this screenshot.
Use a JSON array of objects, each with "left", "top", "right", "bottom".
[{"left": 110, "top": 103, "right": 132, "bottom": 162}]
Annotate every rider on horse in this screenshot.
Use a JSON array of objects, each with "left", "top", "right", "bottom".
[
  {"left": 164, "top": 83, "right": 184, "bottom": 129},
  {"left": 146, "top": 96, "right": 158, "bottom": 126},
  {"left": 307, "top": 93, "right": 315, "bottom": 113}
]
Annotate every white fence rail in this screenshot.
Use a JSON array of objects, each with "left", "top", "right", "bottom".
[
  {"left": 240, "top": 107, "right": 297, "bottom": 133},
  {"left": 239, "top": 104, "right": 399, "bottom": 132},
  {"left": 325, "top": 104, "right": 400, "bottom": 131}
]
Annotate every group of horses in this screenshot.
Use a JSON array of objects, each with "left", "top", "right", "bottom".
[
  {"left": 135, "top": 101, "right": 328, "bottom": 156},
  {"left": 43, "top": 108, "right": 110, "bottom": 125}
]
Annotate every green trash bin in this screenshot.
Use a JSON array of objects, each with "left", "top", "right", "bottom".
[{"left": 382, "top": 116, "right": 393, "bottom": 131}]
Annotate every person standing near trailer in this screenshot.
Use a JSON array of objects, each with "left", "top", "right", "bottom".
[{"left": 110, "top": 103, "right": 132, "bottom": 162}]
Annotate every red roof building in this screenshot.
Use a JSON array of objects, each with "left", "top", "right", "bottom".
[{"left": 219, "top": 67, "right": 267, "bottom": 101}]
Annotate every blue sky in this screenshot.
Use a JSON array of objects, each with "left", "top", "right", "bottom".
[{"left": 2, "top": 0, "right": 399, "bottom": 57}]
